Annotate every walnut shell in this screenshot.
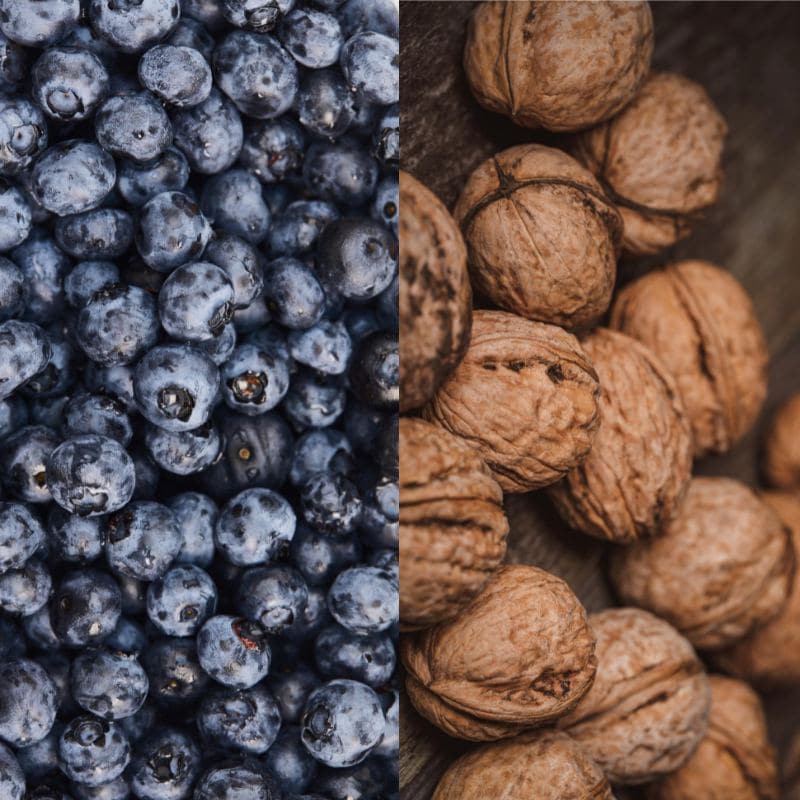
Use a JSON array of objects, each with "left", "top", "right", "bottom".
[
  {"left": 401, "top": 564, "right": 598, "bottom": 741},
  {"left": 560, "top": 607, "right": 711, "bottom": 786},
  {"left": 547, "top": 328, "right": 692, "bottom": 543},
  {"left": 646, "top": 675, "right": 779, "bottom": 800},
  {"left": 463, "top": 1, "right": 653, "bottom": 132},
  {"left": 763, "top": 394, "right": 800, "bottom": 491},
  {"left": 609, "top": 477, "right": 795, "bottom": 651},
  {"left": 785, "top": 731, "right": 800, "bottom": 800},
  {"left": 714, "top": 492, "right": 800, "bottom": 687},
  {"left": 433, "top": 730, "right": 614, "bottom": 800},
  {"left": 423, "top": 310, "right": 601, "bottom": 492},
  {"left": 399, "top": 417, "right": 509, "bottom": 631},
  {"left": 453, "top": 144, "right": 622, "bottom": 329},
  {"left": 610, "top": 260, "right": 768, "bottom": 457},
  {"left": 575, "top": 72, "right": 728, "bottom": 255},
  {"left": 400, "top": 170, "right": 472, "bottom": 412}
]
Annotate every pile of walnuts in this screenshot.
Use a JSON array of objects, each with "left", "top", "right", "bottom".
[{"left": 400, "top": 1, "right": 799, "bottom": 798}]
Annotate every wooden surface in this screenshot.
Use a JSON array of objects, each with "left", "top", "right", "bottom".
[{"left": 400, "top": 3, "right": 800, "bottom": 798}]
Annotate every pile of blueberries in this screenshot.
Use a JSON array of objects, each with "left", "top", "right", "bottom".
[{"left": 0, "top": 0, "right": 399, "bottom": 798}]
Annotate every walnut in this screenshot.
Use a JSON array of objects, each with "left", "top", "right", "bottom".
[
  {"left": 764, "top": 394, "right": 800, "bottom": 491},
  {"left": 399, "top": 417, "right": 508, "bottom": 631},
  {"left": 560, "top": 607, "right": 711, "bottom": 786},
  {"left": 453, "top": 144, "right": 622, "bottom": 329},
  {"left": 785, "top": 731, "right": 800, "bottom": 800},
  {"left": 401, "top": 564, "right": 597, "bottom": 742},
  {"left": 432, "top": 730, "right": 614, "bottom": 800},
  {"left": 610, "top": 260, "right": 768, "bottom": 457},
  {"left": 463, "top": 1, "right": 653, "bottom": 132},
  {"left": 423, "top": 310, "right": 601, "bottom": 493},
  {"left": 575, "top": 72, "right": 728, "bottom": 255},
  {"left": 645, "top": 675, "right": 779, "bottom": 800},
  {"left": 547, "top": 328, "right": 692, "bottom": 543},
  {"left": 609, "top": 477, "right": 795, "bottom": 651},
  {"left": 400, "top": 170, "right": 472, "bottom": 413},
  {"left": 714, "top": 492, "right": 800, "bottom": 687}
]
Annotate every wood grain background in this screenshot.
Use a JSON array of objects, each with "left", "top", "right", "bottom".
[{"left": 400, "top": 3, "right": 800, "bottom": 798}]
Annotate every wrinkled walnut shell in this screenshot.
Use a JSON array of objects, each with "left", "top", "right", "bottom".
[
  {"left": 763, "top": 394, "right": 800, "bottom": 491},
  {"left": 433, "top": 730, "right": 614, "bottom": 800},
  {"left": 453, "top": 144, "right": 622, "bottom": 329},
  {"left": 575, "top": 72, "right": 727, "bottom": 255},
  {"left": 610, "top": 260, "right": 768, "bottom": 457},
  {"left": 401, "top": 564, "right": 597, "bottom": 741},
  {"left": 610, "top": 477, "right": 795, "bottom": 651},
  {"left": 464, "top": 1, "right": 653, "bottom": 132},
  {"left": 424, "top": 310, "right": 601, "bottom": 493},
  {"left": 785, "top": 731, "right": 800, "bottom": 800},
  {"left": 548, "top": 328, "right": 692, "bottom": 543},
  {"left": 646, "top": 675, "right": 779, "bottom": 800},
  {"left": 399, "top": 417, "right": 508, "bottom": 631},
  {"left": 560, "top": 607, "right": 711, "bottom": 786}
]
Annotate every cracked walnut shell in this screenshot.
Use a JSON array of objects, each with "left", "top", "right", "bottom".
[
  {"left": 463, "top": 1, "right": 653, "bottom": 132},
  {"left": 610, "top": 260, "right": 768, "bottom": 457},
  {"left": 646, "top": 675, "right": 779, "bottom": 800},
  {"left": 575, "top": 72, "right": 727, "bottom": 255},
  {"left": 560, "top": 607, "right": 711, "bottom": 786},
  {"left": 764, "top": 394, "right": 800, "bottom": 491},
  {"left": 547, "top": 328, "right": 692, "bottom": 543},
  {"left": 399, "top": 417, "right": 508, "bottom": 632},
  {"left": 453, "top": 144, "right": 622, "bottom": 329},
  {"left": 423, "top": 310, "right": 601, "bottom": 493},
  {"left": 610, "top": 477, "right": 795, "bottom": 651},
  {"left": 433, "top": 730, "right": 614, "bottom": 800},
  {"left": 401, "top": 564, "right": 597, "bottom": 742}
]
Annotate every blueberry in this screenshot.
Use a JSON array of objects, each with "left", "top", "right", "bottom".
[
  {"left": 236, "top": 565, "right": 308, "bottom": 635},
  {"left": 128, "top": 728, "right": 202, "bottom": 800},
  {"left": 181, "top": 0, "right": 226, "bottom": 29},
  {"left": 300, "top": 472, "right": 362, "bottom": 536},
  {"left": 0, "top": 178, "right": 30, "bottom": 250},
  {"left": 24, "top": 330, "right": 75, "bottom": 396},
  {"left": 0, "top": 616, "right": 26, "bottom": 659},
  {"left": 371, "top": 174, "right": 398, "bottom": 236},
  {"left": 0, "top": 659, "right": 58, "bottom": 747},
  {"left": 338, "top": 0, "right": 398, "bottom": 38},
  {"left": 263, "top": 257, "right": 326, "bottom": 330},
  {"left": 168, "top": 16, "right": 216, "bottom": 60},
  {"left": 198, "top": 321, "right": 238, "bottom": 365},
  {"left": 269, "top": 662, "right": 320, "bottom": 724},
  {"left": 278, "top": 6, "right": 342, "bottom": 68},
  {"left": 288, "top": 320, "right": 352, "bottom": 375},
  {"left": 59, "top": 24, "right": 119, "bottom": 68},
  {"left": 196, "top": 615, "right": 272, "bottom": 689},
  {"left": 267, "top": 200, "right": 338, "bottom": 258},
  {"left": 1, "top": 425, "right": 59, "bottom": 504},
  {"left": 117, "top": 147, "right": 191, "bottom": 208},
  {"left": 145, "top": 422, "right": 221, "bottom": 475},
  {"left": 204, "top": 234, "right": 265, "bottom": 309},
  {"left": 289, "top": 429, "right": 353, "bottom": 487},
  {"left": 54, "top": 208, "right": 134, "bottom": 261},
  {"left": 296, "top": 68, "right": 355, "bottom": 139},
  {"left": 63, "top": 393, "right": 133, "bottom": 446},
  {"left": 220, "top": 343, "right": 290, "bottom": 415},
  {"left": 142, "top": 637, "right": 210, "bottom": 707},
  {"left": 287, "top": 585, "right": 330, "bottom": 644},
  {"left": 0, "top": 501, "right": 45, "bottom": 573},
  {"left": 373, "top": 103, "right": 398, "bottom": 164},
  {"left": 197, "top": 684, "right": 281, "bottom": 753},
  {"left": 302, "top": 139, "right": 378, "bottom": 206},
  {"left": 314, "top": 625, "right": 395, "bottom": 687},
  {"left": 375, "top": 274, "right": 398, "bottom": 332},
  {"left": 146, "top": 564, "right": 218, "bottom": 636},
  {"left": 58, "top": 717, "right": 130, "bottom": 786},
  {"left": 47, "top": 508, "right": 103, "bottom": 565},
  {"left": 70, "top": 649, "right": 149, "bottom": 720},
  {"left": 340, "top": 32, "right": 398, "bottom": 106},
  {"left": 239, "top": 117, "right": 304, "bottom": 185},
  {"left": 138, "top": 44, "right": 212, "bottom": 110},
  {"left": 0, "top": 741, "right": 25, "bottom": 800},
  {"left": 327, "top": 566, "right": 396, "bottom": 635},
  {"left": 359, "top": 480, "right": 398, "bottom": 550},
  {"left": 10, "top": 232, "right": 71, "bottom": 323},
  {"left": 64, "top": 261, "right": 120, "bottom": 308},
  {"left": 22, "top": 603, "right": 62, "bottom": 650},
  {"left": 104, "top": 615, "right": 148, "bottom": 655},
  {"left": 83, "top": 363, "right": 137, "bottom": 411},
  {"left": 349, "top": 331, "right": 398, "bottom": 409},
  {"left": 0, "top": 31, "right": 28, "bottom": 91},
  {"left": 168, "top": 492, "right": 217, "bottom": 568},
  {"left": 50, "top": 568, "right": 121, "bottom": 647},
  {"left": 14, "top": 724, "right": 62, "bottom": 781},
  {"left": 289, "top": 526, "right": 361, "bottom": 587},
  {"left": 221, "top": 0, "right": 295, "bottom": 32},
  {"left": 0, "top": 255, "right": 25, "bottom": 318},
  {"left": 95, "top": 92, "right": 173, "bottom": 164},
  {"left": 282, "top": 370, "right": 346, "bottom": 431},
  {"left": 0, "top": 393, "right": 27, "bottom": 438},
  {"left": 87, "top": 0, "right": 180, "bottom": 54},
  {"left": 70, "top": 776, "right": 131, "bottom": 800},
  {"left": 314, "top": 758, "right": 393, "bottom": 800},
  {"left": 232, "top": 296, "right": 272, "bottom": 334},
  {"left": 262, "top": 725, "right": 318, "bottom": 794},
  {"left": 0, "top": 0, "right": 80, "bottom": 47},
  {"left": 200, "top": 169, "right": 271, "bottom": 244}
]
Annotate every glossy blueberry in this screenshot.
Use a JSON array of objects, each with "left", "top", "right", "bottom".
[
  {"left": 70, "top": 649, "right": 149, "bottom": 720},
  {"left": 200, "top": 169, "right": 271, "bottom": 244},
  {"left": 282, "top": 370, "right": 346, "bottom": 431},
  {"left": 220, "top": 343, "right": 290, "bottom": 415},
  {"left": 221, "top": 0, "right": 295, "bottom": 32},
  {"left": 169, "top": 492, "right": 217, "bottom": 568},
  {"left": 194, "top": 760, "right": 281, "bottom": 800},
  {"left": 302, "top": 139, "right": 378, "bottom": 206},
  {"left": 64, "top": 261, "right": 120, "bottom": 308},
  {"left": 327, "top": 566, "right": 397, "bottom": 635},
  {"left": 197, "top": 615, "right": 272, "bottom": 689},
  {"left": 0, "top": 659, "right": 57, "bottom": 747},
  {"left": 340, "top": 32, "right": 398, "bottom": 106},
  {"left": 58, "top": 717, "right": 130, "bottom": 786},
  {"left": 128, "top": 727, "right": 202, "bottom": 800},
  {"left": 47, "top": 507, "right": 104, "bottom": 565},
  {"left": 87, "top": 0, "right": 180, "bottom": 54},
  {"left": 339, "top": 0, "right": 398, "bottom": 38},
  {"left": 0, "top": 95, "right": 47, "bottom": 176},
  {"left": 197, "top": 684, "right": 281, "bottom": 754},
  {"left": 289, "top": 526, "right": 361, "bottom": 587},
  {"left": 0, "top": 178, "right": 30, "bottom": 250},
  {"left": 296, "top": 68, "right": 355, "bottom": 139},
  {"left": 0, "top": 0, "right": 80, "bottom": 47},
  {"left": 314, "top": 625, "right": 395, "bottom": 687},
  {"left": 145, "top": 422, "right": 221, "bottom": 476},
  {"left": 267, "top": 200, "right": 337, "bottom": 258},
  {"left": 139, "top": 44, "right": 212, "bottom": 109},
  {"left": 263, "top": 725, "right": 318, "bottom": 794},
  {"left": 95, "top": 92, "right": 173, "bottom": 164},
  {"left": 146, "top": 564, "right": 218, "bottom": 636},
  {"left": 204, "top": 234, "right": 265, "bottom": 309},
  {"left": 0, "top": 31, "right": 28, "bottom": 90},
  {"left": 0, "top": 502, "right": 45, "bottom": 573},
  {"left": 117, "top": 148, "right": 190, "bottom": 208},
  {"left": 0, "top": 741, "right": 24, "bottom": 800},
  {"left": 10, "top": 232, "right": 70, "bottom": 323},
  {"left": 300, "top": 472, "right": 362, "bottom": 537},
  {"left": 143, "top": 637, "right": 210, "bottom": 707},
  {"left": 372, "top": 174, "right": 398, "bottom": 237},
  {"left": 63, "top": 393, "right": 133, "bottom": 447},
  {"left": 287, "top": 320, "right": 352, "bottom": 376},
  {"left": 373, "top": 103, "right": 398, "bottom": 164},
  {"left": 278, "top": 6, "right": 342, "bottom": 67},
  {"left": 262, "top": 257, "right": 325, "bottom": 331},
  {"left": 236, "top": 565, "right": 308, "bottom": 635},
  {"left": 54, "top": 208, "right": 134, "bottom": 261},
  {"left": 168, "top": 16, "right": 215, "bottom": 60},
  {"left": 2, "top": 425, "right": 59, "bottom": 504},
  {"left": 289, "top": 429, "right": 353, "bottom": 488},
  {"left": 349, "top": 331, "right": 398, "bottom": 410},
  {"left": 50, "top": 568, "right": 121, "bottom": 647}
]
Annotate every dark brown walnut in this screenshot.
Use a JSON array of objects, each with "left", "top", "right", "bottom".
[
  {"left": 401, "top": 564, "right": 597, "bottom": 741},
  {"left": 399, "top": 417, "right": 508, "bottom": 632},
  {"left": 453, "top": 144, "right": 622, "bottom": 329},
  {"left": 575, "top": 72, "right": 728, "bottom": 255},
  {"left": 610, "top": 260, "right": 768, "bottom": 457},
  {"left": 400, "top": 170, "right": 472, "bottom": 412},
  {"left": 715, "top": 492, "right": 800, "bottom": 687},
  {"left": 785, "top": 731, "right": 800, "bottom": 800},
  {"left": 433, "top": 730, "right": 614, "bottom": 800},
  {"left": 763, "top": 393, "right": 800, "bottom": 491},
  {"left": 610, "top": 477, "right": 795, "bottom": 651},
  {"left": 463, "top": 1, "right": 653, "bottom": 132},
  {"left": 560, "top": 607, "right": 711, "bottom": 786},
  {"left": 646, "top": 675, "right": 779, "bottom": 800},
  {"left": 423, "top": 310, "right": 601, "bottom": 493},
  {"left": 547, "top": 328, "right": 692, "bottom": 543}
]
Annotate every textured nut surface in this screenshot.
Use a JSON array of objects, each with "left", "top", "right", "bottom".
[
  {"left": 785, "top": 731, "right": 800, "bottom": 800},
  {"left": 610, "top": 477, "right": 795, "bottom": 651},
  {"left": 715, "top": 492, "right": 800, "bottom": 687},
  {"left": 548, "top": 328, "right": 692, "bottom": 543},
  {"left": 646, "top": 675, "right": 779, "bottom": 800},
  {"left": 560, "top": 607, "right": 711, "bottom": 786},
  {"left": 610, "top": 260, "right": 768, "bottom": 457},
  {"left": 400, "top": 171, "right": 472, "bottom": 412},
  {"left": 433, "top": 730, "right": 614, "bottom": 800},
  {"left": 399, "top": 417, "right": 508, "bottom": 631},
  {"left": 401, "top": 564, "right": 597, "bottom": 741},
  {"left": 453, "top": 144, "right": 622, "bottom": 329},
  {"left": 463, "top": 1, "right": 653, "bottom": 132},
  {"left": 424, "top": 310, "right": 601, "bottom": 493},
  {"left": 575, "top": 72, "right": 727, "bottom": 255},
  {"left": 764, "top": 394, "right": 800, "bottom": 491}
]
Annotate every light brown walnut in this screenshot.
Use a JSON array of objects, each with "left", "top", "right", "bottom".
[
  {"left": 399, "top": 417, "right": 508, "bottom": 632},
  {"left": 763, "top": 394, "right": 800, "bottom": 491},
  {"left": 646, "top": 675, "right": 779, "bottom": 800},
  {"left": 547, "top": 328, "right": 692, "bottom": 543},
  {"left": 433, "top": 730, "right": 615, "bottom": 800},
  {"left": 400, "top": 170, "right": 472, "bottom": 412},
  {"left": 610, "top": 260, "right": 768, "bottom": 457},
  {"left": 609, "top": 477, "right": 795, "bottom": 651},
  {"left": 463, "top": 1, "right": 653, "bottom": 132},
  {"left": 453, "top": 144, "right": 622, "bottom": 329},
  {"left": 423, "top": 310, "right": 601, "bottom": 493},
  {"left": 401, "top": 564, "right": 597, "bottom": 741},
  {"left": 560, "top": 607, "right": 711, "bottom": 786},
  {"left": 575, "top": 72, "right": 727, "bottom": 255}
]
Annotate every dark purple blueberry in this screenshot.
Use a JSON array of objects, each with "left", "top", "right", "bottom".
[
  {"left": 87, "top": 0, "right": 180, "bottom": 54},
  {"left": 138, "top": 44, "right": 212, "bottom": 109}
]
